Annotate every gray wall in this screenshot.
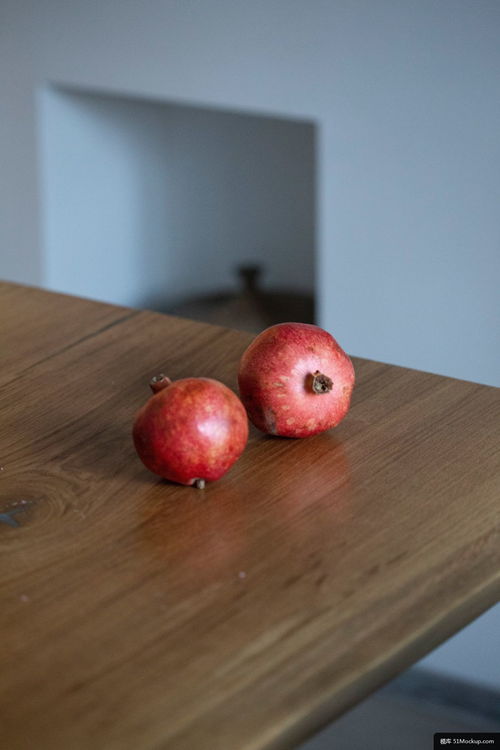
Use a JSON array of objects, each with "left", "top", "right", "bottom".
[
  {"left": 2, "top": 0, "right": 499, "bottom": 385},
  {"left": 1, "top": 0, "right": 499, "bottom": 687}
]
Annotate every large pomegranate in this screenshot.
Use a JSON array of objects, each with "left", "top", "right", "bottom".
[
  {"left": 238, "top": 323, "right": 355, "bottom": 438},
  {"left": 133, "top": 375, "right": 248, "bottom": 487}
]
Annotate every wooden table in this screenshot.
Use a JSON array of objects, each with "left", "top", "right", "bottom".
[{"left": 1, "top": 281, "right": 499, "bottom": 750}]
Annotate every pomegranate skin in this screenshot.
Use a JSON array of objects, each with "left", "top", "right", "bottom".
[
  {"left": 238, "top": 323, "right": 355, "bottom": 438},
  {"left": 133, "top": 377, "right": 248, "bottom": 485}
]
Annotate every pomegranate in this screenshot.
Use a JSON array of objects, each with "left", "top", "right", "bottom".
[
  {"left": 133, "top": 375, "right": 248, "bottom": 487},
  {"left": 238, "top": 323, "right": 354, "bottom": 438}
]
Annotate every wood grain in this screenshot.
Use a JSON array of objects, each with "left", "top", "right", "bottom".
[{"left": 1, "top": 282, "right": 499, "bottom": 750}]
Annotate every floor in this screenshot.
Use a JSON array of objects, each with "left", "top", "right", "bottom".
[{"left": 299, "top": 669, "right": 500, "bottom": 750}]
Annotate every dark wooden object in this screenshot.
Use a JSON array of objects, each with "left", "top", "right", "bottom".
[
  {"left": 0, "top": 281, "right": 499, "bottom": 750},
  {"left": 167, "top": 265, "right": 314, "bottom": 332}
]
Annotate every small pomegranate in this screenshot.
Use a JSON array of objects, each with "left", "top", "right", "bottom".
[
  {"left": 133, "top": 375, "right": 248, "bottom": 487},
  {"left": 238, "top": 322, "right": 355, "bottom": 438}
]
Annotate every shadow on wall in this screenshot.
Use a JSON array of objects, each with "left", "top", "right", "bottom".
[{"left": 39, "top": 85, "right": 317, "bottom": 323}]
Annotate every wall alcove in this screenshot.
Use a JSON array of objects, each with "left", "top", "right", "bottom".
[{"left": 39, "top": 86, "right": 316, "bottom": 328}]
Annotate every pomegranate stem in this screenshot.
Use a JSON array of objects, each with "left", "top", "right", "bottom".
[
  {"left": 194, "top": 479, "right": 206, "bottom": 490},
  {"left": 311, "top": 371, "right": 333, "bottom": 394},
  {"left": 149, "top": 374, "right": 172, "bottom": 393}
]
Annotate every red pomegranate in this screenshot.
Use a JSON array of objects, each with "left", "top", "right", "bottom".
[
  {"left": 133, "top": 375, "right": 248, "bottom": 487},
  {"left": 238, "top": 323, "right": 355, "bottom": 438}
]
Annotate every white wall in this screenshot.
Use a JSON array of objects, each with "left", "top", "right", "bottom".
[
  {"left": 40, "top": 87, "right": 315, "bottom": 308},
  {"left": 2, "top": 0, "right": 499, "bottom": 384},
  {"left": 1, "top": 0, "right": 499, "bottom": 687},
  {"left": 319, "top": 2, "right": 500, "bottom": 386}
]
